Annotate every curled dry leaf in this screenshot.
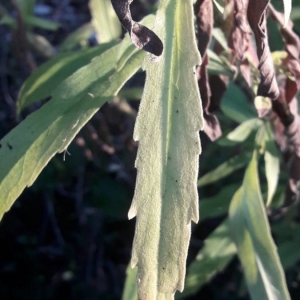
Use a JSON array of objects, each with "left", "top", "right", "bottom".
[
  {"left": 247, "top": 0, "right": 279, "bottom": 100},
  {"left": 195, "top": 0, "right": 222, "bottom": 141},
  {"left": 229, "top": 0, "right": 251, "bottom": 62},
  {"left": 268, "top": 5, "right": 300, "bottom": 103},
  {"left": 228, "top": 0, "right": 253, "bottom": 87},
  {"left": 246, "top": 1, "right": 300, "bottom": 205},
  {"left": 111, "top": 0, "right": 163, "bottom": 57}
]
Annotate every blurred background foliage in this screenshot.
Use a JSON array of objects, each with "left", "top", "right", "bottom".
[{"left": 0, "top": 0, "right": 300, "bottom": 299}]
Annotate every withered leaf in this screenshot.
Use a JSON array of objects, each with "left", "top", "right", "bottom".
[
  {"left": 195, "top": 0, "right": 222, "bottom": 141},
  {"left": 247, "top": 0, "right": 279, "bottom": 99},
  {"left": 111, "top": 0, "right": 163, "bottom": 57},
  {"left": 229, "top": 0, "right": 251, "bottom": 62}
]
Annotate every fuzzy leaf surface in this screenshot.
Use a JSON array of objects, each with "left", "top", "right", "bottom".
[{"left": 128, "top": 0, "right": 203, "bottom": 298}]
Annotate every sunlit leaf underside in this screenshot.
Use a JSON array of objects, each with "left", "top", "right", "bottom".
[{"left": 128, "top": 0, "right": 204, "bottom": 299}]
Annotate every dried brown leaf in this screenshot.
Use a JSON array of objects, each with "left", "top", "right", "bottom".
[
  {"left": 247, "top": 0, "right": 279, "bottom": 99},
  {"left": 195, "top": 0, "right": 222, "bottom": 141},
  {"left": 229, "top": 0, "right": 251, "bottom": 61},
  {"left": 111, "top": 0, "right": 163, "bottom": 57}
]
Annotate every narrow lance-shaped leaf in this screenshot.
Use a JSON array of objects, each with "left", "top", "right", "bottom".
[
  {"left": 198, "top": 152, "right": 251, "bottom": 187},
  {"left": 212, "top": 0, "right": 224, "bottom": 14},
  {"left": 282, "top": 0, "right": 292, "bottom": 27},
  {"left": 264, "top": 124, "right": 280, "bottom": 206},
  {"left": 18, "top": 15, "right": 158, "bottom": 113},
  {"left": 0, "top": 36, "right": 144, "bottom": 220},
  {"left": 220, "top": 83, "right": 257, "bottom": 123},
  {"left": 89, "top": 0, "right": 121, "bottom": 43},
  {"left": 199, "top": 184, "right": 239, "bottom": 221},
  {"left": 128, "top": 0, "right": 204, "bottom": 298},
  {"left": 122, "top": 266, "right": 138, "bottom": 300},
  {"left": 59, "top": 23, "right": 95, "bottom": 52},
  {"left": 17, "top": 41, "right": 118, "bottom": 112},
  {"left": 177, "top": 220, "right": 236, "bottom": 299},
  {"left": 229, "top": 153, "right": 290, "bottom": 300},
  {"left": 226, "top": 118, "right": 263, "bottom": 143}
]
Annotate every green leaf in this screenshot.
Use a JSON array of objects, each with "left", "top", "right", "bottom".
[
  {"left": 27, "top": 33, "right": 56, "bottom": 58},
  {"left": 279, "top": 239, "right": 300, "bottom": 269},
  {"left": 264, "top": 125, "right": 280, "bottom": 206},
  {"left": 24, "top": 15, "right": 60, "bottom": 31},
  {"left": 212, "top": 28, "right": 229, "bottom": 51},
  {"left": 229, "top": 154, "right": 290, "bottom": 300},
  {"left": 17, "top": 41, "right": 118, "bottom": 112},
  {"left": 17, "top": 15, "right": 156, "bottom": 112},
  {"left": 272, "top": 222, "right": 300, "bottom": 270},
  {"left": 0, "top": 4, "right": 15, "bottom": 27},
  {"left": 226, "top": 118, "right": 263, "bottom": 143},
  {"left": 207, "top": 49, "right": 233, "bottom": 76},
  {"left": 290, "top": 7, "right": 300, "bottom": 20},
  {"left": 89, "top": 0, "right": 121, "bottom": 43},
  {"left": 60, "top": 23, "right": 95, "bottom": 52},
  {"left": 0, "top": 36, "right": 144, "bottom": 221},
  {"left": 177, "top": 220, "right": 236, "bottom": 299},
  {"left": 16, "top": 0, "right": 36, "bottom": 16},
  {"left": 254, "top": 96, "right": 272, "bottom": 116},
  {"left": 128, "top": 0, "right": 204, "bottom": 298},
  {"left": 267, "top": 17, "right": 284, "bottom": 52},
  {"left": 221, "top": 83, "right": 257, "bottom": 123},
  {"left": 122, "top": 265, "right": 138, "bottom": 300},
  {"left": 212, "top": 0, "right": 224, "bottom": 14},
  {"left": 198, "top": 152, "right": 251, "bottom": 187},
  {"left": 200, "top": 184, "right": 239, "bottom": 221},
  {"left": 118, "top": 87, "right": 143, "bottom": 100}
]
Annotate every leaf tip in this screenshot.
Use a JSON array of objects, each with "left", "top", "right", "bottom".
[{"left": 128, "top": 204, "right": 137, "bottom": 220}]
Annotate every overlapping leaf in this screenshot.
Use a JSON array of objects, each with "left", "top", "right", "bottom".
[
  {"left": 220, "top": 83, "right": 257, "bottom": 123},
  {"left": 178, "top": 221, "right": 236, "bottom": 299},
  {"left": 89, "top": 0, "right": 121, "bottom": 43},
  {"left": 198, "top": 152, "right": 251, "bottom": 187},
  {"left": 226, "top": 118, "right": 263, "bottom": 143},
  {"left": 17, "top": 41, "right": 118, "bottom": 112},
  {"left": 229, "top": 153, "right": 290, "bottom": 300},
  {"left": 122, "top": 266, "right": 138, "bottom": 300},
  {"left": 0, "top": 36, "right": 144, "bottom": 221},
  {"left": 199, "top": 184, "right": 239, "bottom": 220},
  {"left": 128, "top": 0, "right": 204, "bottom": 298}
]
